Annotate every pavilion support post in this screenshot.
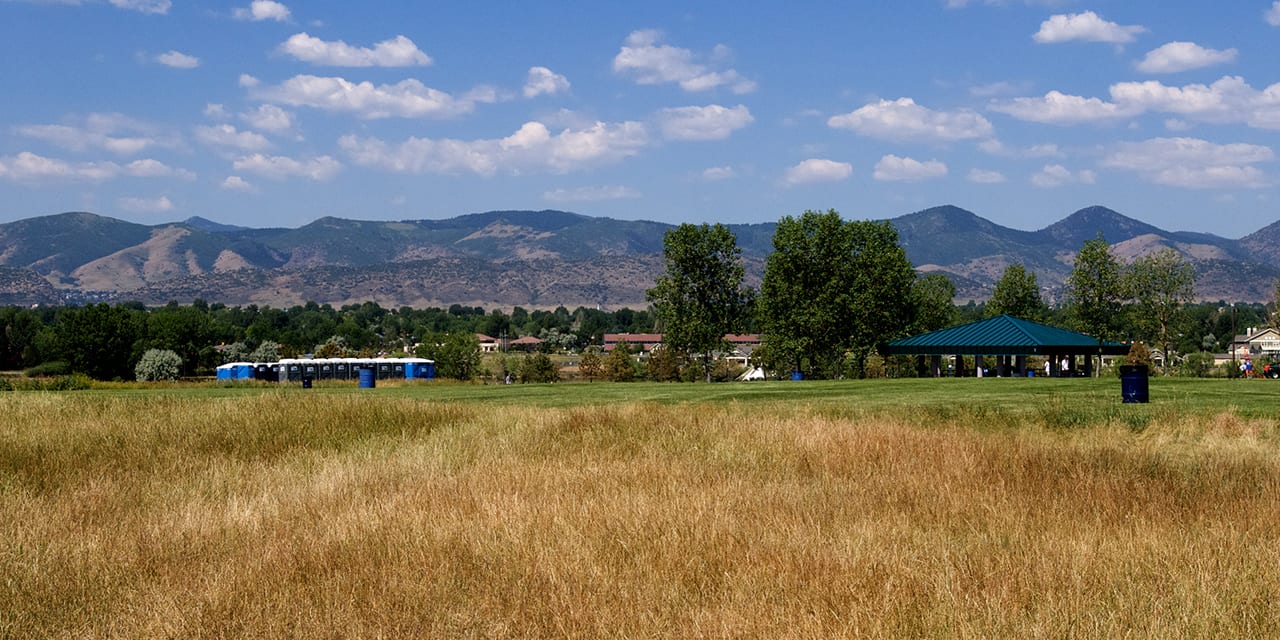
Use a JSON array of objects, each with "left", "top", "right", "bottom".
[
  {"left": 1084, "top": 353, "right": 1094, "bottom": 377},
  {"left": 930, "top": 355, "right": 942, "bottom": 378},
  {"left": 996, "top": 355, "right": 1008, "bottom": 377},
  {"left": 975, "top": 355, "right": 985, "bottom": 378},
  {"left": 1015, "top": 355, "right": 1026, "bottom": 376},
  {"left": 954, "top": 354, "right": 966, "bottom": 378},
  {"left": 1049, "top": 356, "right": 1059, "bottom": 377}
]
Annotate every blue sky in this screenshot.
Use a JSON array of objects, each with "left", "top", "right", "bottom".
[{"left": 2, "top": 0, "right": 1279, "bottom": 237}]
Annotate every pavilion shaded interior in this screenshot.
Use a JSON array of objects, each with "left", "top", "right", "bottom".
[{"left": 883, "top": 315, "right": 1130, "bottom": 377}]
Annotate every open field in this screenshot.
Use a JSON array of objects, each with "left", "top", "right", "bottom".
[{"left": 3, "top": 379, "right": 1279, "bottom": 638}]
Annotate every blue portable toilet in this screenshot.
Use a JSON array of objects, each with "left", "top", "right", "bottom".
[
  {"left": 234, "top": 363, "right": 254, "bottom": 379},
  {"left": 216, "top": 363, "right": 234, "bottom": 380},
  {"left": 404, "top": 358, "right": 436, "bottom": 379}
]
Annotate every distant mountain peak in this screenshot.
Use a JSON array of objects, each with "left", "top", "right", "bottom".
[
  {"left": 1041, "top": 205, "right": 1162, "bottom": 246},
  {"left": 183, "top": 216, "right": 248, "bottom": 233}
]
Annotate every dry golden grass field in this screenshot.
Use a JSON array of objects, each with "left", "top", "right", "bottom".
[{"left": 2, "top": 379, "right": 1278, "bottom": 638}]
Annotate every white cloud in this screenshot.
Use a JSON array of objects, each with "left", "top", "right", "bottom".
[
  {"left": 1033, "top": 11, "right": 1146, "bottom": 44},
  {"left": 873, "top": 155, "right": 948, "bottom": 182},
  {"left": 339, "top": 120, "right": 649, "bottom": 176},
  {"left": 0, "top": 152, "right": 117, "bottom": 183},
  {"left": 613, "top": 30, "right": 756, "bottom": 94},
  {"left": 109, "top": 0, "right": 169, "bottom": 14},
  {"left": 542, "top": 185, "right": 641, "bottom": 203},
  {"left": 240, "top": 104, "right": 293, "bottom": 132},
  {"left": 156, "top": 50, "right": 199, "bottom": 69},
  {"left": 278, "top": 32, "right": 431, "bottom": 67},
  {"left": 701, "top": 166, "right": 736, "bottom": 181},
  {"left": 256, "top": 75, "right": 481, "bottom": 119},
  {"left": 989, "top": 90, "right": 1137, "bottom": 124},
  {"left": 233, "top": 0, "right": 290, "bottom": 22},
  {"left": 782, "top": 159, "right": 852, "bottom": 186},
  {"left": 1137, "top": 42, "right": 1237, "bottom": 74},
  {"left": 1032, "top": 164, "right": 1096, "bottom": 188},
  {"left": 1100, "top": 137, "right": 1273, "bottom": 188},
  {"left": 993, "top": 76, "right": 1280, "bottom": 128},
  {"left": 195, "top": 124, "right": 272, "bottom": 151},
  {"left": 977, "top": 139, "right": 1063, "bottom": 158},
  {"left": 523, "top": 66, "right": 570, "bottom": 98},
  {"left": 232, "top": 153, "right": 341, "bottom": 181},
  {"left": 0, "top": 152, "right": 191, "bottom": 184},
  {"left": 828, "top": 97, "right": 993, "bottom": 142},
  {"left": 118, "top": 195, "right": 173, "bottom": 213},
  {"left": 204, "top": 103, "right": 228, "bottom": 119},
  {"left": 1268, "top": 2, "right": 1280, "bottom": 27},
  {"left": 239, "top": 74, "right": 261, "bottom": 88},
  {"left": 967, "top": 168, "right": 1007, "bottom": 184},
  {"left": 658, "top": 104, "right": 753, "bottom": 141},
  {"left": 123, "top": 158, "right": 195, "bottom": 180},
  {"left": 221, "top": 175, "right": 256, "bottom": 192},
  {"left": 15, "top": 112, "right": 185, "bottom": 155}
]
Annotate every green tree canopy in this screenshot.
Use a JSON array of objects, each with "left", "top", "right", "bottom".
[
  {"left": 909, "top": 273, "right": 957, "bottom": 334},
  {"left": 987, "top": 264, "right": 1047, "bottom": 322},
  {"left": 1126, "top": 248, "right": 1195, "bottom": 374},
  {"left": 1066, "top": 234, "right": 1123, "bottom": 376},
  {"left": 415, "top": 332, "right": 482, "bottom": 381},
  {"left": 758, "top": 210, "right": 916, "bottom": 378},
  {"left": 646, "top": 223, "right": 751, "bottom": 382}
]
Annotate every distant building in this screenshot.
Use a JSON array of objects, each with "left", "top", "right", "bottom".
[
  {"left": 1230, "top": 327, "right": 1280, "bottom": 361},
  {"left": 602, "top": 333, "right": 762, "bottom": 364}
]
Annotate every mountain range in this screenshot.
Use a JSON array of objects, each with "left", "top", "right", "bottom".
[{"left": 0, "top": 205, "right": 1276, "bottom": 308}]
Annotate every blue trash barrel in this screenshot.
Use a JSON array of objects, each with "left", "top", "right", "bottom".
[
  {"left": 790, "top": 371, "right": 803, "bottom": 381},
  {"left": 358, "top": 366, "right": 376, "bottom": 389},
  {"left": 1119, "top": 365, "right": 1149, "bottom": 403}
]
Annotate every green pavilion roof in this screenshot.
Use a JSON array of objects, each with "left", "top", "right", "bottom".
[{"left": 884, "top": 315, "right": 1130, "bottom": 356}]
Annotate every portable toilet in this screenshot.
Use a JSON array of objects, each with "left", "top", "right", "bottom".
[
  {"left": 254, "top": 363, "right": 272, "bottom": 380},
  {"left": 301, "top": 360, "right": 318, "bottom": 381},
  {"left": 376, "top": 358, "right": 394, "bottom": 379},
  {"left": 280, "top": 359, "right": 302, "bottom": 382},
  {"left": 404, "top": 358, "right": 436, "bottom": 379},
  {"left": 334, "top": 359, "right": 350, "bottom": 380},
  {"left": 318, "top": 359, "right": 335, "bottom": 380},
  {"left": 216, "top": 363, "right": 235, "bottom": 380},
  {"left": 234, "top": 363, "right": 254, "bottom": 380}
]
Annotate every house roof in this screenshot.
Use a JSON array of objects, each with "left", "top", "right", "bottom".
[
  {"left": 509, "top": 336, "right": 543, "bottom": 345},
  {"left": 604, "top": 333, "right": 664, "bottom": 343},
  {"left": 884, "top": 315, "right": 1130, "bottom": 356}
]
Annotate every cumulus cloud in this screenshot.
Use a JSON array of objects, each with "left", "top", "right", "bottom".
[
  {"left": 1137, "top": 42, "right": 1237, "bottom": 74},
  {"left": 989, "top": 90, "right": 1138, "bottom": 124},
  {"left": 1268, "top": 2, "right": 1280, "bottom": 26},
  {"left": 204, "top": 103, "right": 228, "bottom": 119},
  {"left": 1100, "top": 137, "right": 1273, "bottom": 188},
  {"left": 1031, "top": 164, "right": 1096, "bottom": 188},
  {"left": 542, "top": 185, "right": 641, "bottom": 203},
  {"left": 782, "top": 159, "right": 852, "bottom": 186},
  {"left": 109, "top": 0, "right": 169, "bottom": 14},
  {"left": 0, "top": 152, "right": 191, "bottom": 183},
  {"left": 239, "top": 74, "right": 261, "bottom": 88},
  {"left": 523, "top": 66, "right": 570, "bottom": 98},
  {"left": 1033, "top": 11, "right": 1146, "bottom": 44},
  {"left": 701, "top": 166, "right": 736, "bottom": 181},
  {"left": 156, "top": 50, "right": 199, "bottom": 69},
  {"left": 339, "top": 120, "right": 649, "bottom": 176},
  {"left": 255, "top": 74, "right": 484, "bottom": 119},
  {"left": 14, "top": 113, "right": 180, "bottom": 155},
  {"left": 658, "top": 104, "right": 753, "bottom": 141},
  {"left": 978, "top": 139, "right": 1063, "bottom": 158},
  {"left": 122, "top": 158, "right": 195, "bottom": 180},
  {"left": 221, "top": 175, "right": 256, "bottom": 192},
  {"left": 118, "top": 195, "right": 173, "bottom": 213},
  {"left": 279, "top": 32, "right": 432, "bottom": 67},
  {"left": 967, "top": 168, "right": 1007, "bottom": 184},
  {"left": 613, "top": 30, "right": 757, "bottom": 94},
  {"left": 873, "top": 155, "right": 948, "bottom": 182},
  {"left": 828, "top": 97, "right": 993, "bottom": 142},
  {"left": 194, "top": 124, "right": 272, "bottom": 151},
  {"left": 233, "top": 0, "right": 290, "bottom": 21},
  {"left": 232, "top": 153, "right": 341, "bottom": 181},
  {"left": 240, "top": 104, "right": 294, "bottom": 132}
]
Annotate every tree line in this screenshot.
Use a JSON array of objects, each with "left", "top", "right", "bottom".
[{"left": 1, "top": 209, "right": 1277, "bottom": 381}]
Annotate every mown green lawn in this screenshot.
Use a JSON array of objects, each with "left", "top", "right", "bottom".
[{"left": 77, "top": 375, "right": 1280, "bottom": 420}]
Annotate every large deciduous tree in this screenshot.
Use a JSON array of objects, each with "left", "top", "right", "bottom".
[
  {"left": 910, "top": 273, "right": 957, "bottom": 334},
  {"left": 1066, "top": 234, "right": 1123, "bottom": 376},
  {"left": 1126, "top": 248, "right": 1195, "bottom": 374},
  {"left": 758, "top": 210, "right": 915, "bottom": 378},
  {"left": 53, "top": 303, "right": 145, "bottom": 380},
  {"left": 987, "top": 264, "right": 1047, "bottom": 321},
  {"left": 646, "top": 223, "right": 751, "bottom": 383}
]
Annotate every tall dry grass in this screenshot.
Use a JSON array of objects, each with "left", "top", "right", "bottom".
[{"left": 2, "top": 391, "right": 1278, "bottom": 638}]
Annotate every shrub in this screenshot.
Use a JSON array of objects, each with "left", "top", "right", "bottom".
[
  {"left": 25, "top": 361, "right": 70, "bottom": 377},
  {"left": 518, "top": 353, "right": 560, "bottom": 383},
  {"left": 135, "top": 349, "right": 183, "bottom": 382}
]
